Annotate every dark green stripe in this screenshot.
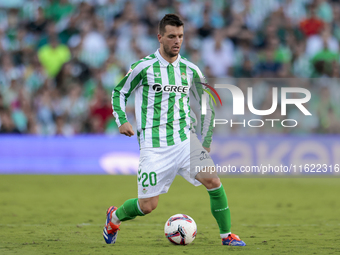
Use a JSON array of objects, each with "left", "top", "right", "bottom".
[
  {"left": 202, "top": 94, "right": 215, "bottom": 148},
  {"left": 152, "top": 62, "right": 162, "bottom": 147},
  {"left": 166, "top": 64, "right": 176, "bottom": 146},
  {"left": 178, "top": 62, "right": 188, "bottom": 142},
  {"left": 189, "top": 67, "right": 207, "bottom": 134},
  {"left": 137, "top": 130, "right": 141, "bottom": 148}
]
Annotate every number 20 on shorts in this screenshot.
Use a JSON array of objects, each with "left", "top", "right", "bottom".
[{"left": 139, "top": 172, "right": 157, "bottom": 187}]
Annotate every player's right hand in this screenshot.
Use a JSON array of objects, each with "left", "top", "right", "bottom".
[{"left": 119, "top": 122, "right": 135, "bottom": 137}]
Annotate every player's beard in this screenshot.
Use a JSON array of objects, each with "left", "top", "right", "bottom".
[{"left": 163, "top": 44, "right": 179, "bottom": 58}]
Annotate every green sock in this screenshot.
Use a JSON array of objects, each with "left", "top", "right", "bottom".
[
  {"left": 115, "top": 198, "right": 145, "bottom": 222},
  {"left": 208, "top": 184, "right": 231, "bottom": 234}
]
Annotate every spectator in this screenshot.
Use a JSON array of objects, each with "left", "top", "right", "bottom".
[
  {"left": 59, "top": 17, "right": 79, "bottom": 44},
  {"left": 89, "top": 86, "right": 114, "bottom": 133},
  {"left": 26, "top": 7, "right": 49, "bottom": 35},
  {"left": 316, "top": 0, "right": 333, "bottom": 23},
  {"left": 24, "top": 54, "right": 47, "bottom": 93},
  {"left": 100, "top": 55, "right": 125, "bottom": 92},
  {"left": 282, "top": 0, "right": 308, "bottom": 25},
  {"left": 292, "top": 41, "right": 313, "bottom": 78},
  {"left": 38, "top": 35, "right": 71, "bottom": 77},
  {"left": 54, "top": 114, "right": 74, "bottom": 136},
  {"left": 0, "top": 54, "right": 23, "bottom": 89},
  {"left": 69, "top": 21, "right": 109, "bottom": 68},
  {"left": 60, "top": 83, "right": 88, "bottom": 133},
  {"left": 306, "top": 24, "right": 339, "bottom": 58},
  {"left": 201, "top": 29, "right": 235, "bottom": 77},
  {"left": 233, "top": 39, "right": 258, "bottom": 68},
  {"left": 44, "top": 0, "right": 74, "bottom": 22},
  {"left": 0, "top": 107, "right": 21, "bottom": 134},
  {"left": 256, "top": 48, "right": 282, "bottom": 77},
  {"left": 197, "top": 10, "right": 214, "bottom": 38},
  {"left": 35, "top": 87, "right": 57, "bottom": 135},
  {"left": 300, "top": 5, "right": 324, "bottom": 37}
]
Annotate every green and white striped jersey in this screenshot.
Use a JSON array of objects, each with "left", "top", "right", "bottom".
[{"left": 112, "top": 49, "right": 214, "bottom": 149}]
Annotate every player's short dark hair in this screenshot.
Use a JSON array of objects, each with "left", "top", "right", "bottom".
[{"left": 158, "top": 14, "right": 184, "bottom": 35}]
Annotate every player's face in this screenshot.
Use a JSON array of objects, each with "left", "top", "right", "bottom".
[{"left": 159, "top": 25, "right": 184, "bottom": 58}]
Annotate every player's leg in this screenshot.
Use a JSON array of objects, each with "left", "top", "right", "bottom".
[
  {"left": 138, "top": 196, "right": 159, "bottom": 214},
  {"left": 113, "top": 196, "right": 160, "bottom": 223},
  {"left": 103, "top": 196, "right": 159, "bottom": 244},
  {"left": 195, "top": 167, "right": 245, "bottom": 246},
  {"left": 103, "top": 145, "right": 177, "bottom": 244},
  {"left": 195, "top": 170, "right": 231, "bottom": 236},
  {"left": 179, "top": 133, "right": 245, "bottom": 246}
]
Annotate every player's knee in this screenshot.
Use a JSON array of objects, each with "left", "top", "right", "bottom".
[
  {"left": 141, "top": 207, "right": 152, "bottom": 214},
  {"left": 139, "top": 199, "right": 158, "bottom": 214},
  {"left": 140, "top": 204, "right": 156, "bottom": 214},
  {"left": 203, "top": 177, "right": 221, "bottom": 190}
]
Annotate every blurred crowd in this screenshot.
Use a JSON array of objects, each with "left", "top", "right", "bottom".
[{"left": 0, "top": 0, "right": 340, "bottom": 135}]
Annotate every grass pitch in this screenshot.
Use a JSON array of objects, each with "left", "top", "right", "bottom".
[{"left": 0, "top": 175, "right": 339, "bottom": 254}]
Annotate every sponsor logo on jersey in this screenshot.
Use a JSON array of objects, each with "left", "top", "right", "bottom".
[{"left": 152, "top": 83, "right": 189, "bottom": 94}]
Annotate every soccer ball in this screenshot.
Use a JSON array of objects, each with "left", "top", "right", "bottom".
[{"left": 164, "top": 214, "right": 197, "bottom": 245}]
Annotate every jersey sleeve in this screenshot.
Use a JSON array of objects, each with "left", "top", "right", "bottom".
[
  {"left": 112, "top": 64, "right": 143, "bottom": 127},
  {"left": 190, "top": 67, "right": 215, "bottom": 148}
]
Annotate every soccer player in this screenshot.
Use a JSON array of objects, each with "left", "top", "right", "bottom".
[{"left": 104, "top": 14, "right": 246, "bottom": 246}]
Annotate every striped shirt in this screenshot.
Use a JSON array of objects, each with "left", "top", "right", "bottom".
[{"left": 112, "top": 49, "right": 214, "bottom": 149}]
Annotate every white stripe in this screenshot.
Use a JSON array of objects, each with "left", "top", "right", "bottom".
[
  {"left": 186, "top": 66, "right": 197, "bottom": 131},
  {"left": 144, "top": 66, "right": 155, "bottom": 148},
  {"left": 135, "top": 81, "right": 143, "bottom": 130},
  {"left": 173, "top": 64, "right": 183, "bottom": 143},
  {"left": 182, "top": 65, "right": 191, "bottom": 136},
  {"left": 158, "top": 65, "right": 169, "bottom": 147}
]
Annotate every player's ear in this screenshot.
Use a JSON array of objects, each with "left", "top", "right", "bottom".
[{"left": 157, "top": 33, "right": 162, "bottom": 43}]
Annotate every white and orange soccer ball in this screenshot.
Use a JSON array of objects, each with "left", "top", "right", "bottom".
[{"left": 164, "top": 214, "right": 197, "bottom": 245}]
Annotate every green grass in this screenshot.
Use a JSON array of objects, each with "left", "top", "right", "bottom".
[{"left": 0, "top": 176, "right": 340, "bottom": 254}]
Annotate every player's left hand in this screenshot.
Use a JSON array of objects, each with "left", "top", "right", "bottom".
[{"left": 203, "top": 146, "right": 210, "bottom": 153}]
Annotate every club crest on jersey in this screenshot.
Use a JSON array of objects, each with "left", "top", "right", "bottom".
[
  {"left": 152, "top": 83, "right": 189, "bottom": 94},
  {"left": 181, "top": 72, "right": 186, "bottom": 80}
]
